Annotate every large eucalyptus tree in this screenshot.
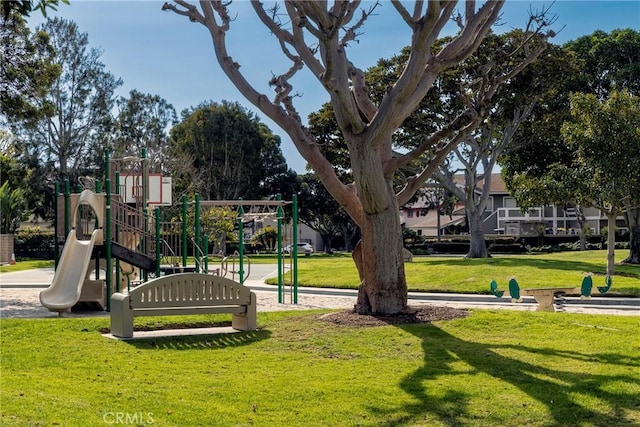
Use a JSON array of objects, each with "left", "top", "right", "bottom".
[
  {"left": 164, "top": 1, "right": 552, "bottom": 314},
  {"left": 14, "top": 17, "right": 122, "bottom": 185}
]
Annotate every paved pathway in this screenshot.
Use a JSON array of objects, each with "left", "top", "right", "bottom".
[{"left": 1, "top": 267, "right": 638, "bottom": 318}]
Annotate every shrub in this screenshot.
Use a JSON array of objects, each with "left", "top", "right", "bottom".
[
  {"left": 488, "top": 244, "right": 527, "bottom": 254},
  {"left": 14, "top": 227, "right": 55, "bottom": 260}
]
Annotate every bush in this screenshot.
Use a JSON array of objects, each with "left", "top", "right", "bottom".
[
  {"left": 14, "top": 227, "right": 55, "bottom": 260},
  {"left": 410, "top": 248, "right": 432, "bottom": 256},
  {"left": 430, "top": 242, "right": 469, "bottom": 254},
  {"left": 488, "top": 244, "right": 527, "bottom": 254},
  {"left": 528, "top": 241, "right": 602, "bottom": 253}
]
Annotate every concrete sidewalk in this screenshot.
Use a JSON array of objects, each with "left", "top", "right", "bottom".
[{"left": 1, "top": 268, "right": 638, "bottom": 318}]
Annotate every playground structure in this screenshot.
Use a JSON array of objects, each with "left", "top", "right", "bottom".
[
  {"left": 490, "top": 274, "right": 612, "bottom": 312},
  {"left": 39, "top": 149, "right": 301, "bottom": 315}
]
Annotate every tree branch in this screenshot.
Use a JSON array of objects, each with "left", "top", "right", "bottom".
[
  {"left": 340, "top": 2, "right": 377, "bottom": 47},
  {"left": 396, "top": 115, "right": 482, "bottom": 206},
  {"left": 349, "top": 62, "right": 377, "bottom": 122},
  {"left": 390, "top": 108, "right": 478, "bottom": 172},
  {"left": 161, "top": 0, "right": 205, "bottom": 24},
  {"left": 390, "top": 0, "right": 416, "bottom": 28}
]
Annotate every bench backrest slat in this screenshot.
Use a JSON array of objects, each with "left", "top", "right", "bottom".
[{"left": 128, "top": 273, "right": 251, "bottom": 309}]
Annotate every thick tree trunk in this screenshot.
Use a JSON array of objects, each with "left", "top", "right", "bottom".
[
  {"left": 340, "top": 225, "right": 355, "bottom": 252},
  {"left": 353, "top": 206, "right": 407, "bottom": 315},
  {"left": 577, "top": 208, "right": 587, "bottom": 251},
  {"left": 466, "top": 210, "right": 488, "bottom": 258},
  {"left": 622, "top": 207, "right": 640, "bottom": 264},
  {"left": 606, "top": 212, "right": 617, "bottom": 276},
  {"left": 320, "top": 233, "right": 334, "bottom": 254}
]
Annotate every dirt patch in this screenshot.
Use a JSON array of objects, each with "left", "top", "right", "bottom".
[{"left": 319, "top": 305, "right": 469, "bottom": 327}]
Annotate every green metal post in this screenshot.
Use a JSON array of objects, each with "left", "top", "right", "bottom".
[
  {"left": 94, "top": 179, "right": 101, "bottom": 280},
  {"left": 237, "top": 201, "right": 244, "bottom": 284},
  {"left": 105, "top": 178, "right": 112, "bottom": 311},
  {"left": 104, "top": 148, "right": 110, "bottom": 294},
  {"left": 54, "top": 181, "right": 60, "bottom": 269},
  {"left": 203, "top": 234, "right": 209, "bottom": 273},
  {"left": 141, "top": 148, "right": 148, "bottom": 282},
  {"left": 182, "top": 195, "right": 187, "bottom": 267},
  {"left": 276, "top": 194, "right": 284, "bottom": 303},
  {"left": 64, "top": 179, "right": 70, "bottom": 238},
  {"left": 105, "top": 148, "right": 110, "bottom": 193},
  {"left": 292, "top": 194, "right": 298, "bottom": 304},
  {"left": 155, "top": 207, "right": 161, "bottom": 277},
  {"left": 195, "top": 193, "right": 201, "bottom": 273}
]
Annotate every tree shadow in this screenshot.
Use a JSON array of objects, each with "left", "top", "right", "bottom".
[
  {"left": 371, "top": 323, "right": 640, "bottom": 426},
  {"left": 425, "top": 257, "right": 595, "bottom": 272}
]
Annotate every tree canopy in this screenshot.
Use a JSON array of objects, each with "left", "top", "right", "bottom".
[
  {"left": 168, "top": 100, "right": 295, "bottom": 201},
  {"left": 500, "top": 29, "right": 640, "bottom": 264},
  {"left": 9, "top": 17, "right": 122, "bottom": 186},
  {"left": 1, "top": 0, "right": 67, "bottom": 20},
  {"left": 561, "top": 90, "right": 640, "bottom": 271},
  {"left": 112, "top": 90, "right": 177, "bottom": 174},
  {"left": 0, "top": 12, "right": 60, "bottom": 126}
]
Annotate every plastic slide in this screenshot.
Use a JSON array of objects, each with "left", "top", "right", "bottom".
[{"left": 39, "top": 229, "right": 100, "bottom": 314}]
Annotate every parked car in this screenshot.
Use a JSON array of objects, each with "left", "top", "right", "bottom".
[{"left": 284, "top": 242, "right": 314, "bottom": 255}]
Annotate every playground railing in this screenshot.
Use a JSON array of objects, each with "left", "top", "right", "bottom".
[{"left": 110, "top": 197, "right": 155, "bottom": 259}]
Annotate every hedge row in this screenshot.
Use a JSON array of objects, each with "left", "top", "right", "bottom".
[{"left": 14, "top": 229, "right": 56, "bottom": 260}]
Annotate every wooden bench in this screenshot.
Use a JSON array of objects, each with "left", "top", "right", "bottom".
[{"left": 110, "top": 273, "right": 257, "bottom": 338}]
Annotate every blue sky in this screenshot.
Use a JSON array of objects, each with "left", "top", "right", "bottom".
[{"left": 28, "top": 1, "right": 640, "bottom": 173}]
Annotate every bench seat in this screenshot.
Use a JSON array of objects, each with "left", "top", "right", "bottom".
[{"left": 110, "top": 273, "right": 257, "bottom": 338}]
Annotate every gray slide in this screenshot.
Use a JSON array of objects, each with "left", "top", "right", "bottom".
[{"left": 39, "top": 229, "right": 100, "bottom": 314}]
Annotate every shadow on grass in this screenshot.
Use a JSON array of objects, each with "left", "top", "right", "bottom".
[
  {"left": 373, "top": 324, "right": 639, "bottom": 426},
  {"left": 122, "top": 329, "right": 272, "bottom": 351},
  {"left": 422, "top": 256, "right": 640, "bottom": 278}
]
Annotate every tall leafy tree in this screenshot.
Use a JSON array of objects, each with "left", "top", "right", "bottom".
[
  {"left": 307, "top": 31, "right": 549, "bottom": 258},
  {"left": 11, "top": 17, "right": 122, "bottom": 186},
  {"left": 0, "top": 181, "right": 26, "bottom": 234},
  {"left": 1, "top": 13, "right": 60, "bottom": 222},
  {"left": 0, "top": 11, "right": 59, "bottom": 126},
  {"left": 112, "top": 90, "right": 177, "bottom": 173},
  {"left": 564, "top": 28, "right": 640, "bottom": 99},
  {"left": 501, "top": 29, "right": 640, "bottom": 263},
  {"left": 169, "top": 100, "right": 294, "bottom": 201},
  {"left": 433, "top": 41, "right": 576, "bottom": 257},
  {"left": 165, "top": 1, "right": 553, "bottom": 315},
  {"left": 561, "top": 91, "right": 640, "bottom": 273}
]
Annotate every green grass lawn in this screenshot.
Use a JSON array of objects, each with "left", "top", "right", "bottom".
[
  {"left": 1, "top": 310, "right": 639, "bottom": 426},
  {"left": 0, "top": 259, "right": 54, "bottom": 273},
  {"left": 4, "top": 250, "right": 639, "bottom": 296},
  {"left": 279, "top": 250, "right": 640, "bottom": 296}
]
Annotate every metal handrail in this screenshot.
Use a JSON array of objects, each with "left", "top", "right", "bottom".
[{"left": 222, "top": 251, "right": 250, "bottom": 283}]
